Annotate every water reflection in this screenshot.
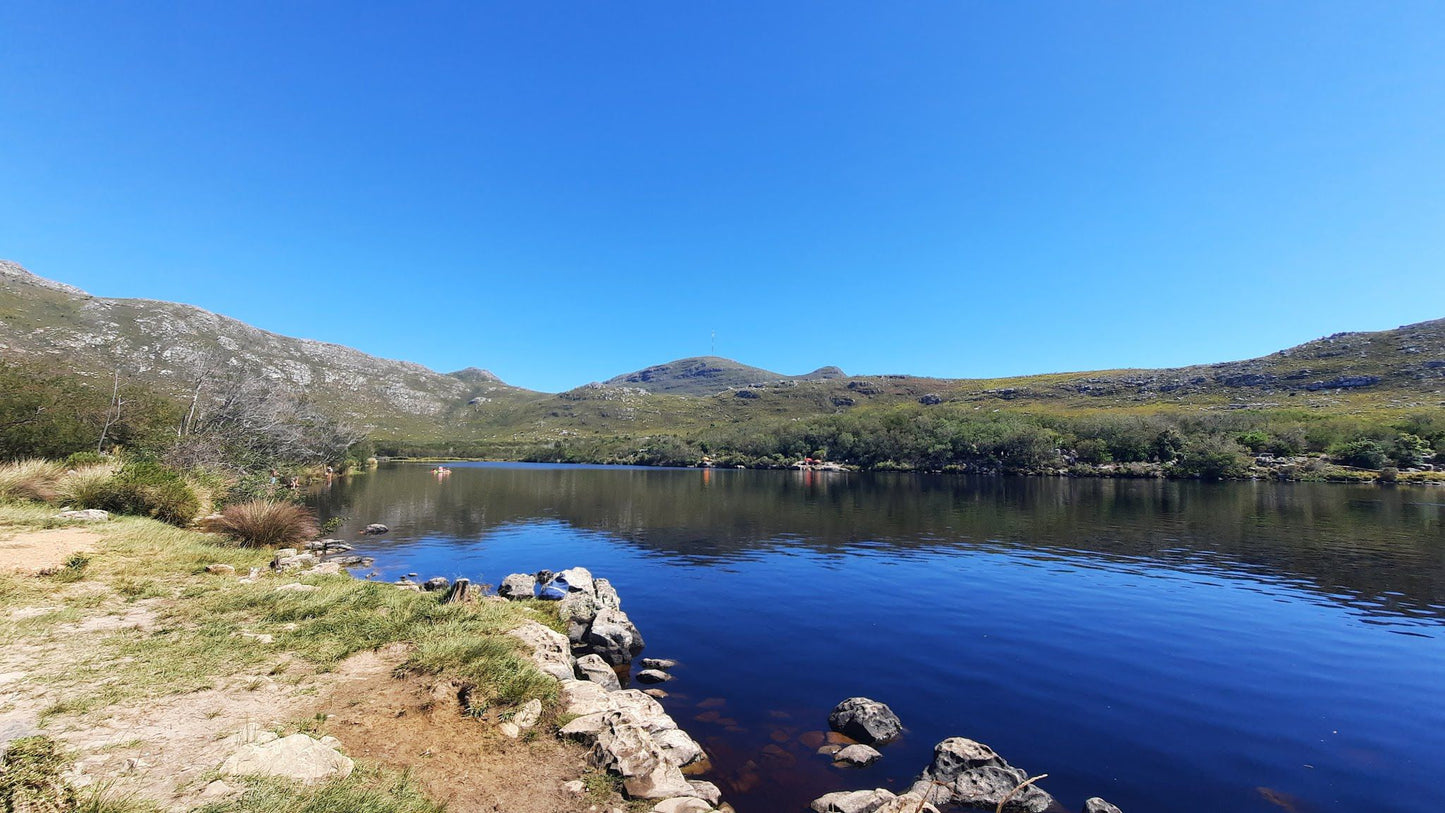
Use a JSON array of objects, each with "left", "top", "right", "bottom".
[{"left": 314, "top": 464, "right": 1445, "bottom": 627}]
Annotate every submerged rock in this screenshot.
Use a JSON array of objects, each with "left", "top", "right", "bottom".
[
  {"left": 833, "top": 744, "right": 882, "bottom": 767},
  {"left": 362, "top": 523, "right": 389, "bottom": 535},
  {"left": 828, "top": 697, "right": 903, "bottom": 745},
  {"left": 636, "top": 669, "right": 673, "bottom": 684}
]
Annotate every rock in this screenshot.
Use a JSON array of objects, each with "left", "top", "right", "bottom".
[
  {"left": 206, "top": 564, "right": 236, "bottom": 576},
  {"left": 305, "top": 539, "right": 352, "bottom": 552},
  {"left": 583, "top": 606, "right": 646, "bottom": 665},
  {"left": 362, "top": 523, "right": 389, "bottom": 535},
  {"left": 499, "top": 722, "right": 521, "bottom": 739},
  {"left": 640, "top": 658, "right": 677, "bottom": 670},
  {"left": 636, "top": 669, "right": 672, "bottom": 684},
  {"left": 810, "top": 788, "right": 896, "bottom": 813},
  {"left": 577, "top": 654, "right": 623, "bottom": 691},
  {"left": 918, "top": 394, "right": 943, "bottom": 406},
  {"left": 276, "top": 583, "right": 319, "bottom": 593},
  {"left": 595, "top": 577, "right": 622, "bottom": 609},
  {"left": 834, "top": 744, "right": 882, "bottom": 766},
  {"left": 908, "top": 737, "right": 1055, "bottom": 813},
  {"left": 876, "top": 794, "right": 939, "bottom": 813},
  {"left": 310, "top": 562, "right": 343, "bottom": 575},
  {"left": 324, "top": 555, "right": 372, "bottom": 567},
  {"left": 514, "top": 698, "right": 543, "bottom": 729},
  {"left": 422, "top": 577, "right": 450, "bottom": 592},
  {"left": 643, "top": 688, "right": 669, "bottom": 699},
  {"left": 589, "top": 712, "right": 694, "bottom": 799},
  {"left": 652, "top": 798, "right": 712, "bottom": 813},
  {"left": 1084, "top": 799, "right": 1123, "bottom": 813},
  {"left": 319, "top": 735, "right": 342, "bottom": 750},
  {"left": 57, "top": 509, "right": 108, "bottom": 521},
  {"left": 555, "top": 566, "right": 596, "bottom": 595},
  {"left": 653, "top": 728, "right": 706, "bottom": 767},
  {"left": 507, "top": 621, "right": 576, "bottom": 682},
  {"left": 199, "top": 780, "right": 237, "bottom": 800},
  {"left": 685, "top": 780, "right": 722, "bottom": 805},
  {"left": 219, "top": 733, "right": 353, "bottom": 784},
  {"left": 560, "top": 591, "right": 605, "bottom": 643},
  {"left": 272, "top": 548, "right": 297, "bottom": 562},
  {"left": 273, "top": 552, "right": 319, "bottom": 571},
  {"left": 828, "top": 697, "right": 903, "bottom": 745},
  {"left": 499, "top": 573, "right": 537, "bottom": 600},
  {"left": 563, "top": 779, "right": 587, "bottom": 796}
]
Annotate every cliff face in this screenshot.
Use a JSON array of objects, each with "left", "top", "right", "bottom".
[{"left": 0, "top": 260, "right": 527, "bottom": 437}]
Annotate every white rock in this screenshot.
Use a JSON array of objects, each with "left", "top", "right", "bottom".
[
  {"left": 833, "top": 743, "right": 883, "bottom": 766},
  {"left": 499, "top": 722, "right": 521, "bottom": 739},
  {"left": 514, "top": 698, "right": 543, "bottom": 729},
  {"left": 219, "top": 733, "right": 353, "bottom": 784},
  {"left": 652, "top": 798, "right": 712, "bottom": 813},
  {"left": 57, "top": 509, "right": 108, "bottom": 521}
]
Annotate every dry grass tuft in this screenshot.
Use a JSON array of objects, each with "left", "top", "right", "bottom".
[
  {"left": 0, "top": 459, "right": 66, "bottom": 503},
  {"left": 208, "top": 499, "right": 320, "bottom": 548},
  {"left": 56, "top": 463, "right": 120, "bottom": 507}
]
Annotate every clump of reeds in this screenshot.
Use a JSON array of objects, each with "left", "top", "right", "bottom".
[{"left": 0, "top": 459, "right": 66, "bottom": 503}]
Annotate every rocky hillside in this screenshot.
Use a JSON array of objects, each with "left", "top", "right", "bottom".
[
  {"left": 0, "top": 261, "right": 536, "bottom": 438},
  {"left": 602, "top": 356, "right": 846, "bottom": 396}
]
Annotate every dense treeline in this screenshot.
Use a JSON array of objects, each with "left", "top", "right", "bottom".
[{"left": 516, "top": 406, "right": 1445, "bottom": 481}]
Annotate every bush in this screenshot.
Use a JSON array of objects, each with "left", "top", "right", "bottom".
[
  {"left": 209, "top": 500, "right": 320, "bottom": 547},
  {"left": 1331, "top": 439, "right": 1387, "bottom": 470},
  {"left": 1388, "top": 433, "right": 1433, "bottom": 468},
  {"left": 1175, "top": 437, "right": 1250, "bottom": 480},
  {"left": 62, "top": 451, "right": 106, "bottom": 469},
  {"left": 94, "top": 462, "right": 201, "bottom": 526},
  {"left": 0, "top": 459, "right": 65, "bottom": 503}
]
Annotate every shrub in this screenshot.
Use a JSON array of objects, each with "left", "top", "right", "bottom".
[
  {"left": 1331, "top": 439, "right": 1387, "bottom": 470},
  {"left": 1175, "top": 437, "right": 1250, "bottom": 480},
  {"left": 1236, "top": 430, "right": 1271, "bottom": 454},
  {"left": 94, "top": 462, "right": 201, "bottom": 526},
  {"left": 209, "top": 500, "right": 320, "bottom": 547},
  {"left": 62, "top": 451, "right": 106, "bottom": 469},
  {"left": 1388, "top": 433, "right": 1433, "bottom": 468},
  {"left": 0, "top": 459, "right": 66, "bottom": 503}
]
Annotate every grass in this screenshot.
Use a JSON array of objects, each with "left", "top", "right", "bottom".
[
  {"left": 56, "top": 462, "right": 121, "bottom": 508},
  {"left": 0, "top": 504, "right": 559, "bottom": 722},
  {"left": 0, "top": 458, "right": 66, "bottom": 502},
  {"left": 206, "top": 500, "right": 321, "bottom": 548},
  {"left": 194, "top": 766, "right": 443, "bottom": 813}
]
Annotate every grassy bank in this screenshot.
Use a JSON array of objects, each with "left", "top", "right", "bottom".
[{"left": 0, "top": 503, "right": 569, "bottom": 812}]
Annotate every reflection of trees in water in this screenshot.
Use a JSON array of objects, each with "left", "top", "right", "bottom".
[{"left": 313, "top": 465, "right": 1445, "bottom": 622}]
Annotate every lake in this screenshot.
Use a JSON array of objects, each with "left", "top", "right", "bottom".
[{"left": 311, "top": 463, "right": 1445, "bottom": 813}]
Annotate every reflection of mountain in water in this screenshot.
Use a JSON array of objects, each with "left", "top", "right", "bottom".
[{"left": 313, "top": 464, "right": 1445, "bottom": 623}]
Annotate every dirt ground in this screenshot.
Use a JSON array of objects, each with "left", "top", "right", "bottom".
[
  {"left": 319, "top": 661, "right": 602, "bottom": 813},
  {"left": 0, "top": 527, "right": 99, "bottom": 573}
]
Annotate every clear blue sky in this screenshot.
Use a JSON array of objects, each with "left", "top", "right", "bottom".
[{"left": 3, "top": 2, "right": 1443, "bottom": 392}]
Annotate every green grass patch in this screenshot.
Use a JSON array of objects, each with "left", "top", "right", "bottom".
[{"left": 195, "top": 766, "right": 443, "bottom": 813}]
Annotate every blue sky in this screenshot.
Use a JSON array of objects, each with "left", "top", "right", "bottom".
[{"left": 2, "top": 2, "right": 1443, "bottom": 392}]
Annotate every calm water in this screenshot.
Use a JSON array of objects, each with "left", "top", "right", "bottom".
[{"left": 312, "top": 463, "right": 1445, "bottom": 813}]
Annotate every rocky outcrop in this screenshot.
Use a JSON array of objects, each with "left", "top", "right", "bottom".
[
  {"left": 811, "top": 789, "right": 939, "bottom": 813},
  {"left": 907, "top": 737, "right": 1056, "bottom": 813},
  {"left": 828, "top": 697, "right": 903, "bottom": 745},
  {"left": 576, "top": 654, "right": 622, "bottom": 691}
]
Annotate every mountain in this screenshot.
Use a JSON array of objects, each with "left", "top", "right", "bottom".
[
  {"left": 601, "top": 356, "right": 846, "bottom": 396},
  {"left": 4, "top": 260, "right": 1443, "bottom": 452},
  {"left": 0, "top": 260, "right": 538, "bottom": 439}
]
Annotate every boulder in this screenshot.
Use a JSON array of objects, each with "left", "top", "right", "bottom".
[
  {"left": 636, "top": 669, "right": 672, "bottom": 684},
  {"left": 422, "top": 577, "right": 450, "bottom": 592},
  {"left": 362, "top": 523, "right": 389, "bottom": 535},
  {"left": 218, "top": 733, "right": 353, "bottom": 784},
  {"left": 560, "top": 591, "right": 604, "bottom": 643},
  {"left": 595, "top": 577, "right": 623, "bottom": 609},
  {"left": 811, "top": 788, "right": 896, "bottom": 813},
  {"left": 1084, "top": 799, "right": 1123, "bottom": 813},
  {"left": 640, "top": 658, "right": 677, "bottom": 670},
  {"left": 685, "top": 780, "right": 722, "bottom": 805},
  {"left": 828, "top": 698, "right": 903, "bottom": 745},
  {"left": 908, "top": 737, "right": 1055, "bottom": 813},
  {"left": 833, "top": 744, "right": 882, "bottom": 767},
  {"left": 583, "top": 606, "right": 646, "bottom": 665},
  {"left": 499, "top": 573, "right": 537, "bottom": 600},
  {"left": 577, "top": 654, "right": 622, "bottom": 691},
  {"left": 652, "top": 798, "right": 712, "bottom": 813},
  {"left": 507, "top": 620, "right": 575, "bottom": 682},
  {"left": 554, "top": 566, "right": 596, "bottom": 595},
  {"left": 653, "top": 728, "right": 706, "bottom": 767},
  {"left": 590, "top": 712, "right": 693, "bottom": 799},
  {"left": 876, "top": 794, "right": 939, "bottom": 813}
]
